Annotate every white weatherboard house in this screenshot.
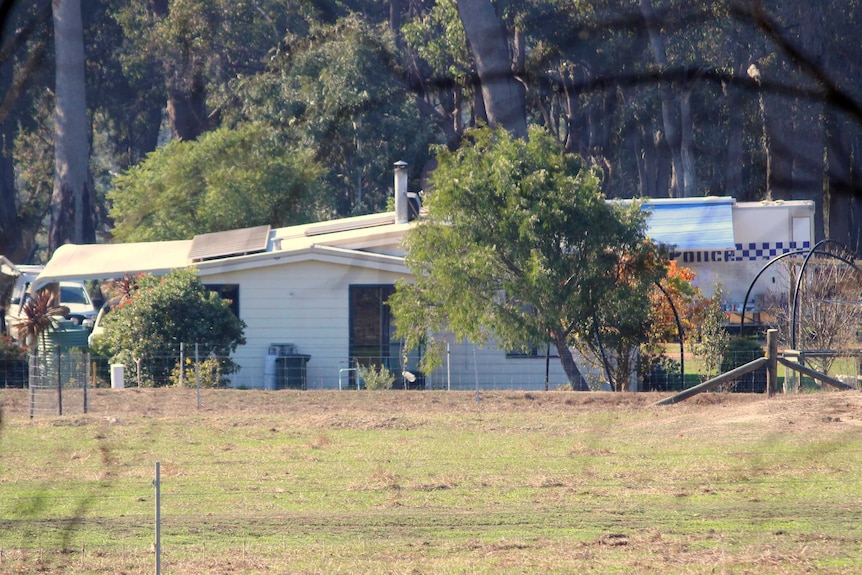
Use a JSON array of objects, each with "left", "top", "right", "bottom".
[{"left": 32, "top": 166, "right": 814, "bottom": 390}]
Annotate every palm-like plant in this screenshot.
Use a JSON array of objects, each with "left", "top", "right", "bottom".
[
  {"left": 15, "top": 289, "right": 70, "bottom": 387},
  {"left": 103, "top": 274, "right": 139, "bottom": 302},
  {"left": 17, "top": 289, "right": 70, "bottom": 347}
]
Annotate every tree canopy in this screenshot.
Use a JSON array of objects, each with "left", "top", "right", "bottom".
[
  {"left": 4, "top": 0, "right": 862, "bottom": 259},
  {"left": 108, "top": 123, "right": 328, "bottom": 241},
  {"left": 389, "top": 126, "right": 666, "bottom": 390}
]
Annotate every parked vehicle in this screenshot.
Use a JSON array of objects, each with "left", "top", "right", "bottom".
[
  {"left": 87, "top": 297, "right": 118, "bottom": 347},
  {"left": 4, "top": 265, "right": 98, "bottom": 341}
]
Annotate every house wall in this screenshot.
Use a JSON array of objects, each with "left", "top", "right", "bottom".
[
  {"left": 434, "top": 341, "right": 602, "bottom": 391},
  {"left": 197, "top": 198, "right": 814, "bottom": 390},
  {"left": 201, "top": 260, "right": 404, "bottom": 389},
  {"left": 202, "top": 259, "right": 584, "bottom": 390}
]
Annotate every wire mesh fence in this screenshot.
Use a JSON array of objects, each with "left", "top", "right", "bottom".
[
  {"left": 27, "top": 347, "right": 91, "bottom": 417},
  {"left": 14, "top": 342, "right": 862, "bottom": 417}
]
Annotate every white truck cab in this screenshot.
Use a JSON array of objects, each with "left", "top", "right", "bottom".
[{"left": 3, "top": 263, "right": 98, "bottom": 341}]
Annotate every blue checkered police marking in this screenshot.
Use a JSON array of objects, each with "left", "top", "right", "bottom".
[
  {"left": 671, "top": 241, "right": 811, "bottom": 263},
  {"left": 735, "top": 241, "right": 811, "bottom": 261}
]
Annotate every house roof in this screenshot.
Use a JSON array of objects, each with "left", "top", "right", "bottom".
[
  {"left": 31, "top": 196, "right": 799, "bottom": 291},
  {"left": 32, "top": 212, "right": 412, "bottom": 292}
]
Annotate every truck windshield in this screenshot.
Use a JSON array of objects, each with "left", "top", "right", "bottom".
[{"left": 60, "top": 286, "right": 89, "bottom": 305}]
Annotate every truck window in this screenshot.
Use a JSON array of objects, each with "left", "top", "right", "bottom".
[{"left": 60, "top": 285, "right": 89, "bottom": 305}]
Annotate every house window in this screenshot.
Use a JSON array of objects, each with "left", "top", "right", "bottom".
[
  {"left": 506, "top": 343, "right": 558, "bottom": 359},
  {"left": 204, "top": 284, "right": 240, "bottom": 317},
  {"left": 349, "top": 285, "right": 422, "bottom": 387},
  {"left": 349, "top": 285, "right": 397, "bottom": 369}
]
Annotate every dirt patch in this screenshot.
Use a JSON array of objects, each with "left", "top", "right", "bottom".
[{"left": 3, "top": 387, "right": 861, "bottom": 433}]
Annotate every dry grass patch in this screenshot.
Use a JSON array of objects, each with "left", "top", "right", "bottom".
[{"left": 3, "top": 389, "right": 862, "bottom": 574}]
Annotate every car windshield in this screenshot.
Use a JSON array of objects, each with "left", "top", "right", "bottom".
[{"left": 60, "top": 285, "right": 88, "bottom": 305}]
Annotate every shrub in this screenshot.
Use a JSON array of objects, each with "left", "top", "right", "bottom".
[
  {"left": 95, "top": 268, "right": 246, "bottom": 386},
  {"left": 358, "top": 363, "right": 395, "bottom": 390},
  {"left": 0, "top": 336, "right": 28, "bottom": 361},
  {"left": 640, "top": 355, "right": 682, "bottom": 391},
  {"left": 169, "top": 357, "right": 224, "bottom": 388}
]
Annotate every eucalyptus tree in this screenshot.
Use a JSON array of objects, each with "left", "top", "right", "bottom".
[
  {"left": 113, "top": 0, "right": 324, "bottom": 141},
  {"left": 50, "top": 0, "right": 93, "bottom": 250},
  {"left": 389, "top": 126, "right": 666, "bottom": 390},
  {"left": 0, "top": 0, "right": 53, "bottom": 263},
  {"left": 456, "top": 0, "right": 527, "bottom": 137},
  {"left": 401, "top": 0, "right": 473, "bottom": 149},
  {"left": 229, "top": 15, "right": 439, "bottom": 216},
  {"left": 108, "top": 123, "right": 328, "bottom": 242},
  {"left": 87, "top": 0, "right": 165, "bottom": 172}
]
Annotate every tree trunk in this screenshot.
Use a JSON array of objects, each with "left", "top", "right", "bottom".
[
  {"left": 723, "top": 22, "right": 748, "bottom": 200},
  {"left": 762, "top": 2, "right": 827, "bottom": 240},
  {"left": 679, "top": 87, "right": 696, "bottom": 197},
  {"left": 822, "top": 14, "right": 862, "bottom": 256},
  {"left": 639, "top": 0, "right": 684, "bottom": 197},
  {"left": 0, "top": 53, "right": 25, "bottom": 261},
  {"left": 50, "top": 0, "right": 93, "bottom": 250},
  {"left": 457, "top": 0, "right": 527, "bottom": 138},
  {"left": 390, "top": 0, "right": 403, "bottom": 50},
  {"left": 471, "top": 75, "right": 487, "bottom": 126},
  {"left": 763, "top": 92, "right": 793, "bottom": 201},
  {"left": 630, "top": 124, "right": 648, "bottom": 197},
  {"left": 552, "top": 328, "right": 589, "bottom": 391},
  {"left": 826, "top": 115, "right": 862, "bottom": 254},
  {"left": 724, "top": 82, "right": 745, "bottom": 199},
  {"left": 790, "top": 2, "right": 826, "bottom": 241},
  {"left": 167, "top": 81, "right": 209, "bottom": 142},
  {"left": 149, "top": 0, "right": 208, "bottom": 142}
]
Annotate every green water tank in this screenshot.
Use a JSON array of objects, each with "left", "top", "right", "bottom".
[{"left": 39, "top": 319, "right": 90, "bottom": 352}]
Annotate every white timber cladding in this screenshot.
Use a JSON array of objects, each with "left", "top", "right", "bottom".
[
  {"left": 200, "top": 259, "right": 410, "bottom": 389},
  {"left": 200, "top": 258, "right": 570, "bottom": 390}
]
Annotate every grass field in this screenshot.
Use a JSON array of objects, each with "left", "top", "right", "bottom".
[{"left": 2, "top": 388, "right": 862, "bottom": 574}]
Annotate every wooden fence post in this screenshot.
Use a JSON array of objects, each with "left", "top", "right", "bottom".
[{"left": 766, "top": 329, "right": 778, "bottom": 396}]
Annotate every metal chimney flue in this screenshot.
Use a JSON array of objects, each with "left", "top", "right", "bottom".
[{"left": 394, "top": 160, "right": 408, "bottom": 224}]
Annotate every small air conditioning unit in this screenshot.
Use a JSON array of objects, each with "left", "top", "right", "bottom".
[{"left": 268, "top": 343, "right": 297, "bottom": 357}]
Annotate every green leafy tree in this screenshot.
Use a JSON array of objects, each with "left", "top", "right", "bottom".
[
  {"left": 113, "top": 0, "right": 318, "bottom": 141},
  {"left": 692, "top": 285, "right": 730, "bottom": 382},
  {"left": 231, "top": 15, "right": 438, "bottom": 216},
  {"left": 581, "top": 248, "right": 667, "bottom": 391},
  {"left": 401, "top": 0, "right": 471, "bottom": 148},
  {"left": 90, "top": 268, "right": 246, "bottom": 386},
  {"left": 389, "top": 126, "right": 664, "bottom": 390},
  {"left": 108, "top": 123, "right": 328, "bottom": 241}
]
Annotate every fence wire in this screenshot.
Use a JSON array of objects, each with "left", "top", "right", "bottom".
[
  {"left": 12, "top": 344, "right": 862, "bottom": 417},
  {"left": 27, "top": 347, "right": 90, "bottom": 417}
]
